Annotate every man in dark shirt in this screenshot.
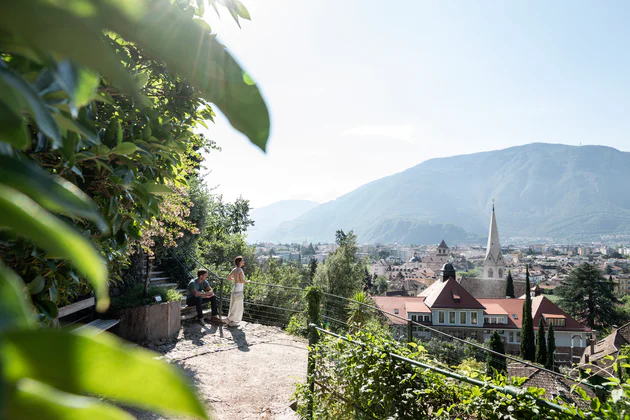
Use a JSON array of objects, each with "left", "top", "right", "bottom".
[{"left": 186, "top": 269, "right": 223, "bottom": 325}]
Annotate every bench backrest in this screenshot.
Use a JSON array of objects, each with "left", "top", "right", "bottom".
[{"left": 57, "top": 297, "right": 95, "bottom": 318}]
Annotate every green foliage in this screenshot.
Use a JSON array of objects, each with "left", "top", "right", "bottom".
[
  {"left": 546, "top": 324, "right": 556, "bottom": 371},
  {"left": 506, "top": 269, "right": 515, "bottom": 298},
  {"left": 374, "top": 275, "right": 389, "bottom": 295},
  {"left": 346, "top": 291, "right": 374, "bottom": 331},
  {"left": 556, "top": 263, "right": 620, "bottom": 330},
  {"left": 536, "top": 318, "right": 548, "bottom": 366},
  {"left": 110, "top": 285, "right": 182, "bottom": 311},
  {"left": 286, "top": 312, "right": 308, "bottom": 338},
  {"left": 313, "top": 230, "right": 365, "bottom": 299},
  {"left": 486, "top": 331, "right": 507, "bottom": 377},
  {"left": 521, "top": 265, "right": 536, "bottom": 362},
  {"left": 458, "top": 267, "right": 482, "bottom": 279},
  {"left": 295, "top": 329, "right": 587, "bottom": 419},
  {"left": 0, "top": 0, "right": 269, "bottom": 417}
]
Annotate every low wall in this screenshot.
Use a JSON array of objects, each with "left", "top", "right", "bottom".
[{"left": 117, "top": 300, "right": 181, "bottom": 342}]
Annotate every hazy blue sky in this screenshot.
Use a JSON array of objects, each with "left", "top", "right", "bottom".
[{"left": 202, "top": 0, "right": 630, "bottom": 209}]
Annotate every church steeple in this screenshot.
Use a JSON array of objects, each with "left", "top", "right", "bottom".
[{"left": 483, "top": 202, "right": 505, "bottom": 279}]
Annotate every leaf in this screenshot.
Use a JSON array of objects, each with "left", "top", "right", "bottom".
[
  {"left": 0, "top": 156, "right": 107, "bottom": 231},
  {"left": 27, "top": 275, "right": 45, "bottom": 295},
  {"left": 0, "top": 98, "right": 29, "bottom": 149},
  {"left": 95, "top": 0, "right": 270, "bottom": 150},
  {"left": 110, "top": 142, "right": 137, "bottom": 156},
  {"left": 1, "top": 329, "right": 209, "bottom": 419},
  {"left": 0, "top": 61, "right": 62, "bottom": 147},
  {"left": 52, "top": 110, "right": 99, "bottom": 145},
  {"left": 35, "top": 299, "right": 58, "bottom": 319},
  {"left": 0, "top": 185, "right": 109, "bottom": 312},
  {"left": 0, "top": 1, "right": 147, "bottom": 106},
  {"left": 4, "top": 378, "right": 135, "bottom": 420},
  {"left": 233, "top": 0, "right": 251, "bottom": 20},
  {"left": 54, "top": 59, "right": 100, "bottom": 113},
  {"left": 141, "top": 182, "right": 173, "bottom": 195},
  {"left": 0, "top": 261, "right": 36, "bottom": 332}
]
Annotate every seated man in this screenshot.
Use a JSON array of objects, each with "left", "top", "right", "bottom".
[{"left": 187, "top": 269, "right": 224, "bottom": 325}]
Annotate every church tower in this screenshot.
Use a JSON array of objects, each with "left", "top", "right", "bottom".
[{"left": 482, "top": 203, "right": 505, "bottom": 279}]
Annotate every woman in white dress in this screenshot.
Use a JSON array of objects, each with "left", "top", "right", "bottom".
[{"left": 226, "top": 256, "right": 247, "bottom": 328}]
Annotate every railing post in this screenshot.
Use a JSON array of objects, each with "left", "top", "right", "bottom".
[
  {"left": 143, "top": 254, "right": 153, "bottom": 298},
  {"left": 305, "top": 286, "right": 322, "bottom": 419},
  {"left": 218, "top": 277, "right": 224, "bottom": 317},
  {"left": 407, "top": 319, "right": 413, "bottom": 343}
]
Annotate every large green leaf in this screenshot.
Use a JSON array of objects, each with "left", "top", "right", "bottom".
[
  {"left": 0, "top": 185, "right": 109, "bottom": 311},
  {"left": 4, "top": 378, "right": 134, "bottom": 420},
  {"left": 141, "top": 182, "right": 173, "bottom": 195},
  {"left": 0, "top": 99, "right": 29, "bottom": 149},
  {"left": 0, "top": 1, "right": 146, "bottom": 106},
  {"left": 0, "top": 62, "right": 62, "bottom": 147},
  {"left": 54, "top": 59, "right": 100, "bottom": 112},
  {"left": 95, "top": 0, "right": 270, "bottom": 150},
  {"left": 1, "top": 329, "right": 209, "bottom": 419},
  {"left": 0, "top": 156, "right": 107, "bottom": 231},
  {"left": 110, "top": 143, "right": 137, "bottom": 156},
  {"left": 0, "top": 262, "right": 36, "bottom": 332}
]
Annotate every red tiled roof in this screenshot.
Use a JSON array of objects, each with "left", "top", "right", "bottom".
[
  {"left": 370, "top": 296, "right": 411, "bottom": 325},
  {"left": 482, "top": 303, "right": 508, "bottom": 315},
  {"left": 423, "top": 278, "right": 485, "bottom": 309},
  {"left": 532, "top": 296, "right": 590, "bottom": 332},
  {"left": 405, "top": 300, "right": 431, "bottom": 313}
]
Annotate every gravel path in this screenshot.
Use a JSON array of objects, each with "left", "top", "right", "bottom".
[{"left": 128, "top": 321, "right": 308, "bottom": 420}]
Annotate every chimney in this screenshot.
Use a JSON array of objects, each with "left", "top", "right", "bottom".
[{"left": 590, "top": 332, "right": 596, "bottom": 355}]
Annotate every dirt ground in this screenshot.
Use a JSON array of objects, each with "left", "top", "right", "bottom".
[{"left": 128, "top": 321, "right": 308, "bottom": 420}]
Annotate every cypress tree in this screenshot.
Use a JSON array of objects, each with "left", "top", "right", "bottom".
[
  {"left": 535, "top": 318, "right": 547, "bottom": 365},
  {"left": 520, "top": 265, "right": 536, "bottom": 361},
  {"left": 486, "top": 330, "right": 507, "bottom": 377},
  {"left": 546, "top": 324, "right": 556, "bottom": 371},
  {"left": 505, "top": 270, "right": 515, "bottom": 298}
]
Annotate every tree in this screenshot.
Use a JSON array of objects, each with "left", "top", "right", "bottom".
[
  {"left": 347, "top": 291, "right": 374, "bottom": 331},
  {"left": 309, "top": 258, "right": 318, "bottom": 284},
  {"left": 505, "top": 270, "right": 515, "bottom": 298},
  {"left": 536, "top": 318, "right": 547, "bottom": 366},
  {"left": 555, "top": 263, "right": 620, "bottom": 329},
  {"left": 520, "top": 265, "right": 536, "bottom": 361},
  {"left": 546, "top": 324, "right": 556, "bottom": 371},
  {"left": 314, "top": 230, "right": 364, "bottom": 298},
  {"left": 374, "top": 276, "right": 389, "bottom": 295},
  {"left": 303, "top": 243, "right": 316, "bottom": 256},
  {"left": 606, "top": 265, "right": 613, "bottom": 275},
  {"left": 486, "top": 331, "right": 507, "bottom": 376}
]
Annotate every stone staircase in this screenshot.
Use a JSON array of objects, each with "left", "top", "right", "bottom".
[{"left": 147, "top": 267, "right": 178, "bottom": 289}]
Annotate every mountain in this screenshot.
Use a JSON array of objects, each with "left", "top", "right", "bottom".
[
  {"left": 247, "top": 200, "right": 319, "bottom": 243},
  {"left": 267, "top": 143, "right": 630, "bottom": 244}
]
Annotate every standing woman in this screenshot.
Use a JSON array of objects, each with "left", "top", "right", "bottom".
[{"left": 226, "top": 256, "right": 247, "bottom": 328}]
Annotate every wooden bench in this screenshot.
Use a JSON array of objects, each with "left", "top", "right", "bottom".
[{"left": 57, "top": 297, "right": 120, "bottom": 334}]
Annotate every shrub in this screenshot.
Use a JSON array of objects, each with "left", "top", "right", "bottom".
[{"left": 111, "top": 285, "right": 182, "bottom": 311}]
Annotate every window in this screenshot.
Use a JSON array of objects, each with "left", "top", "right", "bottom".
[
  {"left": 460, "top": 312, "right": 467, "bottom": 324},
  {"left": 484, "top": 316, "right": 490, "bottom": 324},
  {"left": 449, "top": 311, "right": 456, "bottom": 324},
  {"left": 439, "top": 311, "right": 444, "bottom": 323},
  {"left": 488, "top": 268, "right": 494, "bottom": 278},
  {"left": 471, "top": 312, "right": 478, "bottom": 325},
  {"left": 549, "top": 318, "right": 565, "bottom": 326},
  {"left": 394, "top": 309, "right": 399, "bottom": 314}
]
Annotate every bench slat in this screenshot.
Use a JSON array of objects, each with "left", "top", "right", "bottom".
[
  {"left": 57, "top": 297, "right": 95, "bottom": 318},
  {"left": 74, "top": 318, "right": 120, "bottom": 333}
]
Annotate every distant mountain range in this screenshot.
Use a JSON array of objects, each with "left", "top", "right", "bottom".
[
  {"left": 251, "top": 143, "right": 630, "bottom": 244},
  {"left": 247, "top": 200, "right": 319, "bottom": 243}
]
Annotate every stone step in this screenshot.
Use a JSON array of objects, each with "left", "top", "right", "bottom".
[
  {"left": 181, "top": 308, "right": 212, "bottom": 321},
  {"left": 150, "top": 277, "right": 170, "bottom": 282},
  {"left": 150, "top": 271, "right": 166, "bottom": 276},
  {"left": 151, "top": 282, "right": 177, "bottom": 289}
]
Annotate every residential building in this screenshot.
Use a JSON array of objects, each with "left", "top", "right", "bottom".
[
  {"left": 580, "top": 322, "right": 630, "bottom": 378},
  {"left": 372, "top": 264, "right": 591, "bottom": 364}
]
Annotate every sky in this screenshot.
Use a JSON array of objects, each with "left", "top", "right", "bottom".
[{"left": 201, "top": 0, "right": 630, "bottom": 209}]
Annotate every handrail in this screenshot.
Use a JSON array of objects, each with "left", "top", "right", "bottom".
[{"left": 310, "top": 324, "right": 572, "bottom": 416}]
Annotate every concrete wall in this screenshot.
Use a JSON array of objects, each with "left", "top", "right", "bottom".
[{"left": 117, "top": 300, "right": 181, "bottom": 342}]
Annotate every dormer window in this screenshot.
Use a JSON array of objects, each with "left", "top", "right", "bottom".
[{"left": 394, "top": 309, "right": 399, "bottom": 315}]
